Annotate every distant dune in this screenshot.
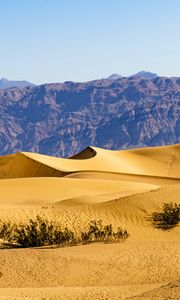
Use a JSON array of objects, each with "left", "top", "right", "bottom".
[
  {"left": 0, "top": 144, "right": 179, "bottom": 299},
  {"left": 1, "top": 143, "right": 180, "bottom": 178}
]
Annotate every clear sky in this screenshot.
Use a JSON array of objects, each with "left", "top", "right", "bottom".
[{"left": 0, "top": 0, "right": 180, "bottom": 84}]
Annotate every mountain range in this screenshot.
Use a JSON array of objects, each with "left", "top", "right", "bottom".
[
  {"left": 0, "top": 71, "right": 157, "bottom": 89},
  {"left": 0, "top": 78, "right": 35, "bottom": 89},
  {"left": 107, "top": 71, "right": 158, "bottom": 80},
  {"left": 0, "top": 72, "right": 179, "bottom": 157}
]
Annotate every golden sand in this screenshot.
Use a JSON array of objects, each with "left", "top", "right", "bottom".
[{"left": 0, "top": 144, "right": 179, "bottom": 299}]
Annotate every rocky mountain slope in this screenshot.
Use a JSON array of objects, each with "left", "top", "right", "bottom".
[{"left": 0, "top": 76, "right": 179, "bottom": 157}]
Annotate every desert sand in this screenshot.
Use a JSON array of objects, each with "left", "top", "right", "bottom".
[{"left": 0, "top": 144, "right": 179, "bottom": 299}]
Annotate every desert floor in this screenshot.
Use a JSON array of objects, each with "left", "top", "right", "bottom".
[{"left": 0, "top": 144, "right": 179, "bottom": 299}]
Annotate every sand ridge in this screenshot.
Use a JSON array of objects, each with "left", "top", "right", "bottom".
[{"left": 0, "top": 143, "right": 180, "bottom": 179}]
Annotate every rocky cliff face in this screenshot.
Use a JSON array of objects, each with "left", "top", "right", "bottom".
[{"left": 0, "top": 76, "right": 179, "bottom": 157}]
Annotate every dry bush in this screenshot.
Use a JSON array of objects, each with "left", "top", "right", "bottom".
[
  {"left": 151, "top": 202, "right": 180, "bottom": 230},
  {"left": 0, "top": 217, "right": 129, "bottom": 248},
  {"left": 81, "top": 220, "right": 129, "bottom": 243}
]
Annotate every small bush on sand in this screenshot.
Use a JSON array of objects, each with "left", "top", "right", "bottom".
[
  {"left": 0, "top": 216, "right": 75, "bottom": 248},
  {"left": 0, "top": 221, "right": 15, "bottom": 242},
  {"left": 0, "top": 217, "right": 129, "bottom": 248},
  {"left": 151, "top": 202, "right": 180, "bottom": 230},
  {"left": 81, "top": 220, "right": 129, "bottom": 243}
]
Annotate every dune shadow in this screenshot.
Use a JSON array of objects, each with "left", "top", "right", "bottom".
[{"left": 68, "top": 147, "right": 97, "bottom": 160}]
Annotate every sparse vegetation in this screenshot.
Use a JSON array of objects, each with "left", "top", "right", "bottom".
[
  {"left": 0, "top": 217, "right": 129, "bottom": 248},
  {"left": 81, "top": 220, "right": 129, "bottom": 243},
  {"left": 151, "top": 202, "right": 180, "bottom": 230}
]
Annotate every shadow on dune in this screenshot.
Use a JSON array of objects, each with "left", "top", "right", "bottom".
[{"left": 68, "top": 147, "right": 97, "bottom": 160}]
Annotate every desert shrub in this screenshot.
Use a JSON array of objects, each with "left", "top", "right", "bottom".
[
  {"left": 114, "top": 227, "right": 129, "bottom": 240},
  {"left": 0, "top": 221, "right": 15, "bottom": 242},
  {"left": 0, "top": 217, "right": 129, "bottom": 248},
  {"left": 162, "top": 202, "right": 180, "bottom": 225},
  {"left": 81, "top": 220, "right": 129, "bottom": 243},
  {"left": 14, "top": 216, "right": 55, "bottom": 247},
  {"left": 81, "top": 220, "right": 108, "bottom": 242},
  {"left": 88, "top": 220, "right": 105, "bottom": 240},
  {"left": 0, "top": 216, "right": 75, "bottom": 248},
  {"left": 151, "top": 202, "right": 180, "bottom": 230},
  {"left": 53, "top": 226, "right": 75, "bottom": 245},
  {"left": 81, "top": 231, "right": 90, "bottom": 243}
]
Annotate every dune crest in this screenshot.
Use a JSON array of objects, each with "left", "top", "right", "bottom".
[{"left": 0, "top": 143, "right": 180, "bottom": 179}]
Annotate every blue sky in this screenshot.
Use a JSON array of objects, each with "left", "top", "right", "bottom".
[{"left": 0, "top": 0, "right": 180, "bottom": 84}]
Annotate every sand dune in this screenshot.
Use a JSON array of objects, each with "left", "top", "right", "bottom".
[
  {"left": 0, "top": 144, "right": 180, "bottom": 299},
  {"left": 0, "top": 177, "right": 157, "bottom": 206},
  {"left": 0, "top": 143, "right": 180, "bottom": 179},
  {"left": 66, "top": 170, "right": 180, "bottom": 185}
]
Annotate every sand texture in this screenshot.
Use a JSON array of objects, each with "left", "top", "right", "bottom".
[{"left": 0, "top": 144, "right": 179, "bottom": 299}]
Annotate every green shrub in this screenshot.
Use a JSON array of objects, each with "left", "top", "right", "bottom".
[
  {"left": 114, "top": 227, "right": 129, "bottom": 240},
  {"left": 81, "top": 220, "right": 129, "bottom": 243},
  {"left": 88, "top": 220, "right": 106, "bottom": 240},
  {"left": 151, "top": 202, "right": 180, "bottom": 230},
  {"left": 0, "top": 221, "right": 15, "bottom": 242},
  {"left": 14, "top": 216, "right": 56, "bottom": 247},
  {"left": 161, "top": 202, "right": 180, "bottom": 225},
  {"left": 53, "top": 226, "right": 75, "bottom": 245},
  {"left": 0, "top": 217, "right": 129, "bottom": 248},
  {"left": 81, "top": 231, "right": 90, "bottom": 243},
  {"left": 0, "top": 216, "right": 75, "bottom": 248}
]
